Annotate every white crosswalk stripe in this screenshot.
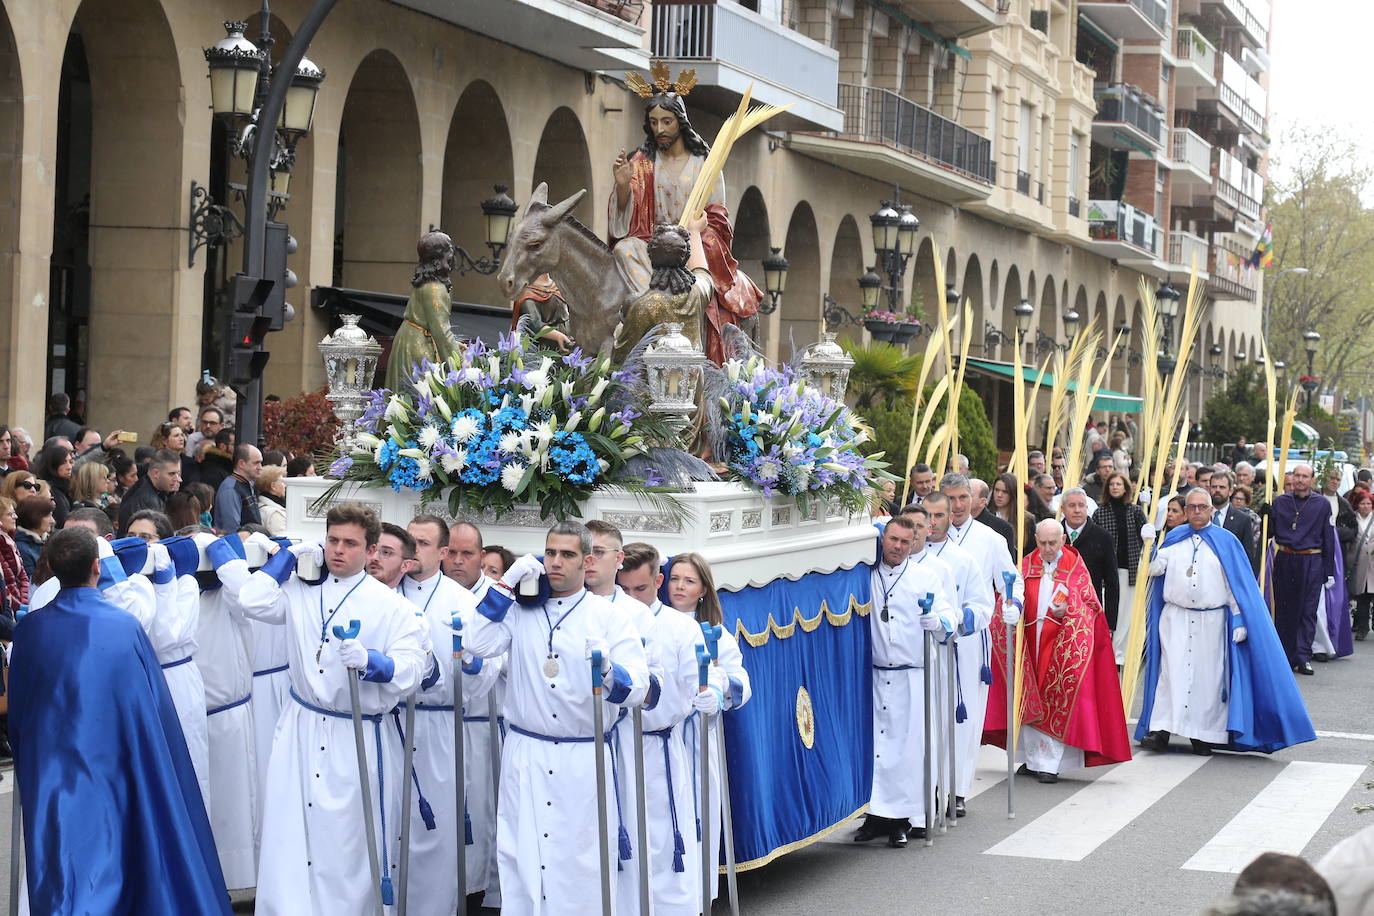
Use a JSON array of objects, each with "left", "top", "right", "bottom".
[
  {"left": 1182, "top": 761, "right": 1368, "bottom": 873},
  {"left": 984, "top": 753, "right": 1209, "bottom": 861}
]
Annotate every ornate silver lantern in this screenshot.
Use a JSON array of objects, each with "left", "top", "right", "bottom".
[
  {"left": 798, "top": 332, "right": 854, "bottom": 401},
  {"left": 643, "top": 323, "right": 706, "bottom": 419},
  {"left": 319, "top": 314, "right": 382, "bottom": 433}
]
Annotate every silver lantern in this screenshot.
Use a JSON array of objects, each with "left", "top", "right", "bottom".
[
  {"left": 643, "top": 323, "right": 706, "bottom": 419},
  {"left": 319, "top": 314, "right": 383, "bottom": 433},
  {"left": 798, "top": 332, "right": 854, "bottom": 401}
]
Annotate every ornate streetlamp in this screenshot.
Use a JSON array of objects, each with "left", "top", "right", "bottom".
[
  {"left": 759, "top": 248, "right": 790, "bottom": 315},
  {"left": 319, "top": 314, "right": 383, "bottom": 444},
  {"left": 1302, "top": 330, "right": 1322, "bottom": 416},
  {"left": 798, "top": 332, "right": 855, "bottom": 401}
]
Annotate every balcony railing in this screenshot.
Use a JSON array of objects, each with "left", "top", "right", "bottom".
[
  {"left": 1172, "top": 128, "right": 1212, "bottom": 174},
  {"left": 1016, "top": 170, "right": 1030, "bottom": 195},
  {"left": 575, "top": 0, "right": 643, "bottom": 24},
  {"left": 1209, "top": 241, "right": 1260, "bottom": 300},
  {"left": 1094, "top": 84, "right": 1164, "bottom": 144},
  {"left": 1175, "top": 27, "right": 1217, "bottom": 76},
  {"left": 1220, "top": 53, "right": 1268, "bottom": 136},
  {"left": 1168, "top": 230, "right": 1210, "bottom": 272},
  {"left": 1087, "top": 199, "right": 1160, "bottom": 254},
  {"left": 1216, "top": 149, "right": 1263, "bottom": 218},
  {"left": 836, "top": 83, "right": 995, "bottom": 183},
  {"left": 1069, "top": 197, "right": 1081, "bottom": 217},
  {"left": 1118, "top": 0, "right": 1169, "bottom": 31}
]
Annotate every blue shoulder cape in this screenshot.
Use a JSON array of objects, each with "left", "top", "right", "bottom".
[
  {"left": 9, "top": 587, "right": 230, "bottom": 915},
  {"left": 1135, "top": 524, "right": 1316, "bottom": 753}
]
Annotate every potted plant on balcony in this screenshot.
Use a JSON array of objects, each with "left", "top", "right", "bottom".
[
  {"left": 862, "top": 309, "right": 906, "bottom": 343},
  {"left": 1300, "top": 375, "right": 1321, "bottom": 394}
]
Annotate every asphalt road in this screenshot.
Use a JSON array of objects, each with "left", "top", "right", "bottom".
[{"left": 0, "top": 643, "right": 1369, "bottom": 915}]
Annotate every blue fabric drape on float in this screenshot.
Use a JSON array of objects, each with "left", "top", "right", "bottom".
[{"left": 718, "top": 564, "right": 873, "bottom": 869}]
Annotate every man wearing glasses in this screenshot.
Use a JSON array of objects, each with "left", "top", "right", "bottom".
[{"left": 186, "top": 406, "right": 225, "bottom": 458}]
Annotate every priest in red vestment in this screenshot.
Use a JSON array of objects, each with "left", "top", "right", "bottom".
[
  {"left": 984, "top": 518, "right": 1131, "bottom": 782},
  {"left": 609, "top": 79, "right": 762, "bottom": 365}
]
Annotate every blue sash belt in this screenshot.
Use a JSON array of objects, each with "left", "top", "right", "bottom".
[
  {"left": 207, "top": 694, "right": 251, "bottom": 716},
  {"left": 161, "top": 656, "right": 193, "bottom": 671},
  {"left": 646, "top": 724, "right": 688, "bottom": 873},
  {"left": 253, "top": 663, "right": 289, "bottom": 678}
]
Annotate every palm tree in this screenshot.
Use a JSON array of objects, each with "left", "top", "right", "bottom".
[{"left": 841, "top": 340, "right": 922, "bottom": 409}]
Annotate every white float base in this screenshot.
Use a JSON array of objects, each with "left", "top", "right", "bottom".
[{"left": 283, "top": 478, "right": 877, "bottom": 591}]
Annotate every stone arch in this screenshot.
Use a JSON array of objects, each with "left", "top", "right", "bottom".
[
  {"left": 912, "top": 236, "right": 938, "bottom": 321},
  {"left": 62, "top": 0, "right": 189, "bottom": 431},
  {"left": 1124, "top": 295, "right": 1143, "bottom": 395},
  {"left": 827, "top": 214, "right": 864, "bottom": 344},
  {"left": 962, "top": 253, "right": 985, "bottom": 331},
  {"left": 442, "top": 79, "right": 515, "bottom": 308},
  {"left": 531, "top": 106, "right": 594, "bottom": 229},
  {"left": 988, "top": 260, "right": 1000, "bottom": 314},
  {"left": 779, "top": 201, "right": 820, "bottom": 358},
  {"left": 997, "top": 264, "right": 1022, "bottom": 362},
  {"left": 336, "top": 49, "right": 423, "bottom": 295},
  {"left": 1039, "top": 274, "right": 1058, "bottom": 345},
  {"left": 733, "top": 185, "right": 771, "bottom": 347}
]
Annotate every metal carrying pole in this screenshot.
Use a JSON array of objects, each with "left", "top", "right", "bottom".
[
  {"left": 333, "top": 620, "right": 385, "bottom": 916},
  {"left": 591, "top": 650, "right": 613, "bottom": 916},
  {"left": 919, "top": 593, "right": 935, "bottom": 847},
  {"left": 453, "top": 614, "right": 469, "bottom": 916}
]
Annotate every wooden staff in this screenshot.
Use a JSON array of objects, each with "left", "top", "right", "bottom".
[{"left": 1258, "top": 339, "right": 1279, "bottom": 588}]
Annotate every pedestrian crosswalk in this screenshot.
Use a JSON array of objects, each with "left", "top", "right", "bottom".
[{"left": 963, "top": 746, "right": 1367, "bottom": 873}]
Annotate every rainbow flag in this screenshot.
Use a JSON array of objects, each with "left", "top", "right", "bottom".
[{"left": 1249, "top": 223, "right": 1274, "bottom": 269}]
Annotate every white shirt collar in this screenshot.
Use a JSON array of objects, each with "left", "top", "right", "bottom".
[{"left": 404, "top": 568, "right": 444, "bottom": 591}]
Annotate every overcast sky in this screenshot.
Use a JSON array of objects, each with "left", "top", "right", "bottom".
[{"left": 1267, "top": 0, "right": 1372, "bottom": 188}]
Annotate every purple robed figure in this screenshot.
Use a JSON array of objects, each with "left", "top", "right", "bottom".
[{"left": 1269, "top": 491, "right": 1337, "bottom": 668}]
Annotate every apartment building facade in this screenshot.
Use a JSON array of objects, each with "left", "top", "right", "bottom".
[{"left": 0, "top": 0, "right": 1270, "bottom": 442}]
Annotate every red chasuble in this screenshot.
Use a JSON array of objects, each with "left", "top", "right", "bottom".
[
  {"left": 983, "top": 545, "right": 1131, "bottom": 767},
  {"left": 612, "top": 152, "right": 763, "bottom": 365}
]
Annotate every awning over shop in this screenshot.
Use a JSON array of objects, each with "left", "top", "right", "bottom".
[
  {"left": 961, "top": 356, "right": 1144, "bottom": 414},
  {"left": 1289, "top": 420, "right": 1320, "bottom": 444}
]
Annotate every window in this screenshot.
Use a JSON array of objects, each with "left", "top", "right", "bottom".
[
  {"left": 1070, "top": 134, "right": 1082, "bottom": 195},
  {"left": 1018, "top": 102, "right": 1033, "bottom": 174},
  {"left": 990, "top": 89, "right": 1001, "bottom": 166}
]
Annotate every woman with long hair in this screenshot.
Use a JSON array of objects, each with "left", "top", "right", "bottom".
[
  {"left": 665, "top": 552, "right": 751, "bottom": 908},
  {"left": 186, "top": 482, "right": 216, "bottom": 530},
  {"left": 1092, "top": 470, "right": 1149, "bottom": 663},
  {"left": 1163, "top": 495, "right": 1186, "bottom": 533},
  {"left": 70, "top": 460, "right": 114, "bottom": 510},
  {"left": 13, "top": 496, "right": 53, "bottom": 579},
  {"left": 151, "top": 421, "right": 198, "bottom": 485},
  {"left": 0, "top": 471, "right": 39, "bottom": 505},
  {"left": 31, "top": 443, "right": 73, "bottom": 528},
  {"left": 109, "top": 454, "right": 137, "bottom": 504},
  {"left": 164, "top": 491, "right": 202, "bottom": 533}
]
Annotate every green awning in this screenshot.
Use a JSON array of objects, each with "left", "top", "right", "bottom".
[
  {"left": 1290, "top": 420, "right": 1319, "bottom": 444},
  {"left": 962, "top": 356, "right": 1143, "bottom": 414}
]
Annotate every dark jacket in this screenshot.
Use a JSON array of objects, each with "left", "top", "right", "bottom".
[
  {"left": 1091, "top": 498, "right": 1148, "bottom": 585},
  {"left": 116, "top": 477, "right": 169, "bottom": 534},
  {"left": 1335, "top": 494, "right": 1359, "bottom": 578},
  {"left": 13, "top": 529, "right": 42, "bottom": 580},
  {"left": 198, "top": 447, "right": 234, "bottom": 492},
  {"left": 1064, "top": 518, "right": 1121, "bottom": 630},
  {"left": 213, "top": 474, "right": 261, "bottom": 532},
  {"left": 40, "top": 475, "right": 72, "bottom": 529},
  {"left": 1217, "top": 503, "right": 1259, "bottom": 574},
  {"left": 43, "top": 414, "right": 81, "bottom": 443},
  {"left": 976, "top": 507, "right": 1018, "bottom": 559}
]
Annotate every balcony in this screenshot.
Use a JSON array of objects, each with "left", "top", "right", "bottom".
[
  {"left": 1079, "top": 0, "right": 1170, "bottom": 40},
  {"left": 392, "top": 0, "right": 646, "bottom": 71},
  {"left": 901, "top": 0, "right": 1005, "bottom": 39},
  {"left": 1086, "top": 199, "right": 1162, "bottom": 265},
  {"left": 1174, "top": 28, "right": 1217, "bottom": 88},
  {"left": 1169, "top": 128, "right": 1212, "bottom": 191},
  {"left": 790, "top": 83, "right": 994, "bottom": 203},
  {"left": 651, "top": 1, "right": 841, "bottom": 131},
  {"left": 1207, "top": 239, "right": 1260, "bottom": 302},
  {"left": 1216, "top": 149, "right": 1262, "bottom": 220},
  {"left": 1092, "top": 84, "right": 1165, "bottom": 153},
  {"left": 1165, "top": 230, "right": 1211, "bottom": 278}
]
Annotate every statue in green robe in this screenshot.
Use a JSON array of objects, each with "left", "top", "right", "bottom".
[
  {"left": 611, "top": 222, "right": 711, "bottom": 364},
  {"left": 385, "top": 231, "right": 463, "bottom": 393}
]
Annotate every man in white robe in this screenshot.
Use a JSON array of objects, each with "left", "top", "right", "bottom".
[
  {"left": 856, "top": 512, "right": 957, "bottom": 847},
  {"left": 619, "top": 542, "right": 711, "bottom": 916},
  {"left": 465, "top": 521, "right": 650, "bottom": 916},
  {"left": 231, "top": 504, "right": 429, "bottom": 915},
  {"left": 1141, "top": 488, "right": 1242, "bottom": 754},
  {"left": 916, "top": 493, "right": 996, "bottom": 817},
  {"left": 444, "top": 520, "right": 506, "bottom": 908}
]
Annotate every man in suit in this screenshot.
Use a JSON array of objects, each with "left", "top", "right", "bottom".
[
  {"left": 971, "top": 477, "right": 1018, "bottom": 558},
  {"left": 1061, "top": 487, "right": 1120, "bottom": 633},
  {"left": 1081, "top": 453, "right": 1116, "bottom": 503},
  {"left": 1209, "top": 469, "right": 1259, "bottom": 574}
]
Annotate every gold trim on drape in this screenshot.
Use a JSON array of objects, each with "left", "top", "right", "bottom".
[{"left": 732, "top": 595, "right": 873, "bottom": 648}]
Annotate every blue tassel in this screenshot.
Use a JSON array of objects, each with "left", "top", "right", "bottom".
[
  {"left": 1221, "top": 687, "right": 1228, "bottom": 703},
  {"left": 695, "top": 817, "right": 701, "bottom": 842},
  {"left": 381, "top": 876, "right": 395, "bottom": 906},
  {"left": 419, "top": 796, "right": 436, "bottom": 831},
  {"left": 465, "top": 811, "right": 474, "bottom": 845},
  {"left": 980, "top": 664, "right": 993, "bottom": 685},
  {"left": 672, "top": 829, "right": 686, "bottom": 873},
  {"left": 956, "top": 700, "right": 967, "bottom": 723},
  {"left": 619, "top": 824, "right": 633, "bottom": 861}
]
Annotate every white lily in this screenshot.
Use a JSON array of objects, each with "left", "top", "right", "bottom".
[
  {"left": 587, "top": 407, "right": 606, "bottom": 431},
  {"left": 399, "top": 448, "right": 425, "bottom": 460},
  {"left": 384, "top": 395, "right": 408, "bottom": 422},
  {"left": 433, "top": 396, "right": 452, "bottom": 421},
  {"left": 561, "top": 381, "right": 575, "bottom": 401},
  {"left": 564, "top": 410, "right": 582, "bottom": 433},
  {"left": 597, "top": 459, "right": 610, "bottom": 473},
  {"left": 520, "top": 394, "right": 535, "bottom": 415},
  {"left": 354, "top": 432, "right": 381, "bottom": 448},
  {"left": 588, "top": 378, "right": 608, "bottom": 406}
]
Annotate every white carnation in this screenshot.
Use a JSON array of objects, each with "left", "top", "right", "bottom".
[
  {"left": 451, "top": 415, "right": 480, "bottom": 443},
  {"left": 418, "top": 425, "right": 441, "bottom": 450},
  {"left": 500, "top": 462, "right": 526, "bottom": 493},
  {"left": 440, "top": 449, "right": 468, "bottom": 474},
  {"left": 415, "top": 457, "right": 432, "bottom": 481},
  {"left": 499, "top": 432, "right": 524, "bottom": 455}
]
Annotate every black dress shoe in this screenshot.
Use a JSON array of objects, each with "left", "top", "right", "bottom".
[
  {"left": 1295, "top": 662, "right": 1315, "bottom": 675},
  {"left": 854, "top": 818, "right": 887, "bottom": 842},
  {"left": 888, "top": 828, "right": 908, "bottom": 848},
  {"left": 907, "top": 826, "right": 927, "bottom": 840},
  {"left": 1312, "top": 652, "right": 1331, "bottom": 662},
  {"left": 1189, "top": 739, "right": 1214, "bottom": 756},
  {"left": 1035, "top": 771, "right": 1059, "bottom": 784},
  {"left": 955, "top": 796, "right": 967, "bottom": 817},
  {"left": 1015, "top": 763, "right": 1035, "bottom": 776},
  {"left": 1140, "top": 730, "right": 1170, "bottom": 752}
]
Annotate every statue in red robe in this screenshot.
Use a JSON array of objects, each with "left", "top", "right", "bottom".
[
  {"left": 984, "top": 523, "right": 1130, "bottom": 779},
  {"left": 609, "top": 76, "right": 762, "bottom": 365}
]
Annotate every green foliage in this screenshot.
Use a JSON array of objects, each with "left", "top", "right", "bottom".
[
  {"left": 857, "top": 382, "right": 997, "bottom": 483},
  {"left": 1200, "top": 366, "right": 1270, "bottom": 444},
  {"left": 841, "top": 340, "right": 922, "bottom": 409}
]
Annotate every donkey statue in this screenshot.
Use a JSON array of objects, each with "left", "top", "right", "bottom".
[{"left": 497, "top": 182, "right": 631, "bottom": 356}]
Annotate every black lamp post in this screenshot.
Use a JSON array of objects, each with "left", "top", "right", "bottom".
[
  {"left": 759, "top": 247, "right": 790, "bottom": 315},
  {"left": 1013, "top": 299, "right": 1034, "bottom": 361},
  {"left": 1303, "top": 329, "right": 1322, "bottom": 416},
  {"left": 1063, "top": 309, "right": 1080, "bottom": 348},
  {"left": 868, "top": 200, "right": 918, "bottom": 312}
]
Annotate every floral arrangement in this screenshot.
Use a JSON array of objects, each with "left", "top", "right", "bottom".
[
  {"left": 324, "top": 331, "right": 683, "bottom": 521},
  {"left": 718, "top": 356, "right": 896, "bottom": 514},
  {"left": 861, "top": 309, "right": 908, "bottom": 325},
  {"left": 263, "top": 387, "right": 341, "bottom": 459}
]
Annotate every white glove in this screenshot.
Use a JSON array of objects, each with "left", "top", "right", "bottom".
[
  {"left": 337, "top": 638, "right": 369, "bottom": 669},
  {"left": 500, "top": 554, "right": 544, "bottom": 589},
  {"left": 289, "top": 541, "right": 324, "bottom": 565},
  {"left": 147, "top": 543, "right": 172, "bottom": 575},
  {"left": 1140, "top": 523, "right": 1157, "bottom": 542},
  {"left": 1232, "top": 626, "right": 1248, "bottom": 644},
  {"left": 692, "top": 688, "right": 722, "bottom": 716},
  {"left": 1325, "top": 577, "right": 1336, "bottom": 590},
  {"left": 584, "top": 637, "right": 612, "bottom": 675},
  {"left": 919, "top": 609, "right": 945, "bottom": 632},
  {"left": 243, "top": 531, "right": 278, "bottom": 556},
  {"left": 191, "top": 531, "right": 218, "bottom": 551},
  {"left": 1002, "top": 599, "right": 1022, "bottom": 625}
]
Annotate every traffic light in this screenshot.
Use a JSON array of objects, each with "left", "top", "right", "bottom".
[
  {"left": 225, "top": 272, "right": 275, "bottom": 392},
  {"left": 263, "top": 220, "right": 298, "bottom": 331}
]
